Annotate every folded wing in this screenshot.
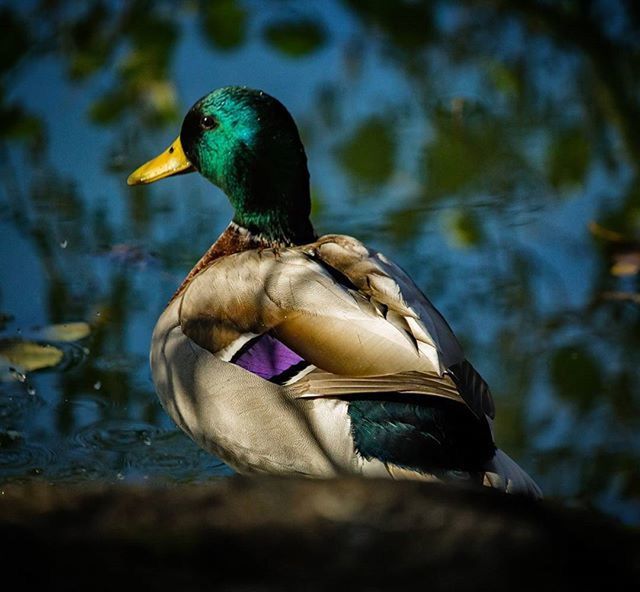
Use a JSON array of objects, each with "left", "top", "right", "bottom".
[{"left": 179, "top": 234, "right": 495, "bottom": 419}]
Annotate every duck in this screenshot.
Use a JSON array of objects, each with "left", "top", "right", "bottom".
[{"left": 128, "top": 86, "right": 541, "bottom": 497}]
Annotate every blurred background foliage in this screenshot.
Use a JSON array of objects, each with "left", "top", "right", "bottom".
[{"left": 0, "top": 0, "right": 639, "bottom": 522}]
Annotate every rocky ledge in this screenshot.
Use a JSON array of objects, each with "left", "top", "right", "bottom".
[{"left": 1, "top": 477, "right": 638, "bottom": 590}]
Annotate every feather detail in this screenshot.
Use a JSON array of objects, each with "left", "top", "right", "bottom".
[
  {"left": 178, "top": 234, "right": 495, "bottom": 418},
  {"left": 447, "top": 360, "right": 496, "bottom": 419},
  {"left": 181, "top": 248, "right": 436, "bottom": 371},
  {"left": 287, "top": 369, "right": 461, "bottom": 402},
  {"left": 483, "top": 450, "right": 543, "bottom": 498},
  {"left": 216, "top": 332, "right": 261, "bottom": 362},
  {"left": 384, "top": 463, "right": 441, "bottom": 481},
  {"left": 304, "top": 236, "right": 457, "bottom": 363}
]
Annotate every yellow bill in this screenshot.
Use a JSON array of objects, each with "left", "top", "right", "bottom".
[{"left": 127, "top": 136, "right": 195, "bottom": 186}]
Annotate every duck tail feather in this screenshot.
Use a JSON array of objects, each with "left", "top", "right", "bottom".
[{"left": 483, "top": 449, "right": 543, "bottom": 499}]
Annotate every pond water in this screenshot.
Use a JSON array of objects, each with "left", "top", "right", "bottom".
[{"left": 1, "top": 1, "right": 639, "bottom": 523}]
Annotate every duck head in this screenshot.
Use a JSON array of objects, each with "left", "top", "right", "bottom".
[{"left": 128, "top": 86, "right": 315, "bottom": 245}]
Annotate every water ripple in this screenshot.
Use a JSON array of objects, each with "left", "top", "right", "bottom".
[
  {"left": 52, "top": 341, "right": 89, "bottom": 372},
  {"left": 50, "top": 460, "right": 115, "bottom": 483},
  {"left": 0, "top": 383, "right": 44, "bottom": 425},
  {"left": 74, "top": 419, "right": 163, "bottom": 453},
  {"left": 68, "top": 393, "right": 115, "bottom": 412},
  {"left": 0, "top": 440, "right": 57, "bottom": 476},
  {"left": 125, "top": 430, "right": 229, "bottom": 477}
]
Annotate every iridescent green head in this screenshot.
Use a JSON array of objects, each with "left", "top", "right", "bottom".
[{"left": 128, "top": 86, "right": 315, "bottom": 245}]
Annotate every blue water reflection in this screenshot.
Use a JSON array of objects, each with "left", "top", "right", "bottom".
[{"left": 0, "top": 1, "right": 638, "bottom": 523}]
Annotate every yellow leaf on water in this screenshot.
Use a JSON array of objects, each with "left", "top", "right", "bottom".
[
  {"left": 35, "top": 322, "right": 91, "bottom": 342},
  {"left": 0, "top": 339, "right": 64, "bottom": 372},
  {"left": 611, "top": 253, "right": 640, "bottom": 277}
]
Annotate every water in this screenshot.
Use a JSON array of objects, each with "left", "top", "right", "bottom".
[{"left": 0, "top": 0, "right": 639, "bottom": 523}]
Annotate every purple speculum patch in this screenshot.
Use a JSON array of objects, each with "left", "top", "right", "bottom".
[{"left": 232, "top": 333, "right": 307, "bottom": 382}]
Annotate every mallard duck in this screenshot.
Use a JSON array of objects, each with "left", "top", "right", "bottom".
[{"left": 128, "top": 86, "right": 541, "bottom": 497}]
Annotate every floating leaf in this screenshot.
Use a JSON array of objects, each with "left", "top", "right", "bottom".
[
  {"left": 589, "top": 221, "right": 640, "bottom": 277},
  {"left": 263, "top": 19, "right": 327, "bottom": 57},
  {"left": 611, "top": 252, "right": 640, "bottom": 277},
  {"left": 0, "top": 339, "right": 64, "bottom": 373},
  {"left": 0, "top": 320, "right": 90, "bottom": 378},
  {"left": 34, "top": 322, "right": 91, "bottom": 343}
]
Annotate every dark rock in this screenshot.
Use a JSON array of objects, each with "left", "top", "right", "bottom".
[{"left": 0, "top": 477, "right": 638, "bottom": 590}]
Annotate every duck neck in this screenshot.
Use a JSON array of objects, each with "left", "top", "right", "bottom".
[
  {"left": 232, "top": 203, "right": 316, "bottom": 247},
  {"left": 223, "top": 144, "right": 316, "bottom": 246}
]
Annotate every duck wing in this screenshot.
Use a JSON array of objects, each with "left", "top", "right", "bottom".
[{"left": 178, "top": 234, "right": 495, "bottom": 420}]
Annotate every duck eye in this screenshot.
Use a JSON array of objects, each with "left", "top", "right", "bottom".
[{"left": 200, "top": 115, "right": 217, "bottom": 130}]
